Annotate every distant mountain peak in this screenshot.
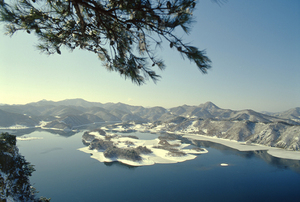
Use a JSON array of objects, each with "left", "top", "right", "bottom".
[
  {"left": 37, "top": 99, "right": 52, "bottom": 103},
  {"left": 27, "top": 99, "right": 55, "bottom": 106},
  {"left": 199, "top": 101, "right": 219, "bottom": 110},
  {"left": 63, "top": 98, "right": 87, "bottom": 102}
]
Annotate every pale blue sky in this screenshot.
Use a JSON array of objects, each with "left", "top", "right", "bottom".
[{"left": 0, "top": 0, "right": 299, "bottom": 112}]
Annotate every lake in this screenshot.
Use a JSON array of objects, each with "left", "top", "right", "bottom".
[{"left": 13, "top": 129, "right": 300, "bottom": 202}]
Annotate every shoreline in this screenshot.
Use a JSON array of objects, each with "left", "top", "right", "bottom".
[
  {"left": 3, "top": 125, "right": 300, "bottom": 161},
  {"left": 183, "top": 134, "right": 300, "bottom": 160},
  {"left": 102, "top": 123, "right": 300, "bottom": 161}
]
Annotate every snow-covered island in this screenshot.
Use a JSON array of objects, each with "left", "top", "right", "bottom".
[{"left": 78, "top": 129, "right": 208, "bottom": 166}]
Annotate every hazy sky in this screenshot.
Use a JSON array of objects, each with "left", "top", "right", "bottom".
[{"left": 0, "top": 0, "right": 299, "bottom": 112}]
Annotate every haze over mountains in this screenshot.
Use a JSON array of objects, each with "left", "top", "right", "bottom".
[{"left": 1, "top": 99, "right": 299, "bottom": 150}]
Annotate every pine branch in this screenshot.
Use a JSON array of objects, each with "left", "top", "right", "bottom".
[{"left": 0, "top": 0, "right": 211, "bottom": 84}]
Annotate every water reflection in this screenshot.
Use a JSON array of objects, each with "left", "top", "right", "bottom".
[
  {"left": 0, "top": 128, "right": 37, "bottom": 137},
  {"left": 191, "top": 139, "right": 300, "bottom": 173},
  {"left": 0, "top": 128, "right": 76, "bottom": 137},
  {"left": 43, "top": 129, "right": 76, "bottom": 137},
  {"left": 40, "top": 147, "right": 63, "bottom": 154},
  {"left": 104, "top": 161, "right": 137, "bottom": 169}
]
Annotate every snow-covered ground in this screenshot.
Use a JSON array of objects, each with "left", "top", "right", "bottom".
[
  {"left": 16, "top": 136, "right": 43, "bottom": 141},
  {"left": 0, "top": 124, "right": 31, "bottom": 130}
]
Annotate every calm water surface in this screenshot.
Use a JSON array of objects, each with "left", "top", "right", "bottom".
[{"left": 15, "top": 130, "right": 300, "bottom": 202}]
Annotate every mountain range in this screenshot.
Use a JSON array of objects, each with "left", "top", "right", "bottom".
[{"left": 0, "top": 99, "right": 299, "bottom": 150}]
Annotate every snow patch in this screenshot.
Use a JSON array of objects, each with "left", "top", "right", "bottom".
[
  {"left": 16, "top": 136, "right": 43, "bottom": 141},
  {"left": 0, "top": 125, "right": 30, "bottom": 130}
]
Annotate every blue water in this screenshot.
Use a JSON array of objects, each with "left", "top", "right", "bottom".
[{"left": 16, "top": 130, "right": 300, "bottom": 202}]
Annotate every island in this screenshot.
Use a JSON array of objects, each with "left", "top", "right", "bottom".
[{"left": 78, "top": 129, "right": 208, "bottom": 166}]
